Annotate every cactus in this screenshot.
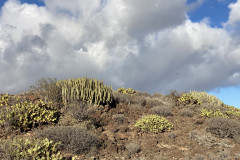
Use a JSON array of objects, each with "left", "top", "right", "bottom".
[
  {"left": 56, "top": 77, "right": 113, "bottom": 106},
  {"left": 118, "top": 87, "right": 136, "bottom": 94},
  {"left": 189, "top": 90, "right": 223, "bottom": 106},
  {"left": 0, "top": 100, "right": 58, "bottom": 131}
]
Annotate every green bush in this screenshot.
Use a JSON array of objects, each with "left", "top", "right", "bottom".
[
  {"left": 0, "top": 100, "right": 59, "bottom": 131},
  {"left": 117, "top": 87, "right": 136, "bottom": 95},
  {"left": 134, "top": 115, "right": 173, "bottom": 133},
  {"left": 0, "top": 137, "right": 62, "bottom": 160},
  {"left": 37, "top": 126, "right": 101, "bottom": 154}
]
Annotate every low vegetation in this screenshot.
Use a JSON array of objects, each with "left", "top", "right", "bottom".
[
  {"left": 56, "top": 77, "right": 113, "bottom": 106},
  {"left": 117, "top": 87, "right": 136, "bottom": 95},
  {"left": 134, "top": 115, "right": 173, "bottom": 133},
  {"left": 0, "top": 137, "right": 62, "bottom": 160},
  {"left": 37, "top": 126, "right": 101, "bottom": 155},
  {"left": 0, "top": 77, "right": 239, "bottom": 159},
  {"left": 0, "top": 99, "right": 58, "bottom": 132}
]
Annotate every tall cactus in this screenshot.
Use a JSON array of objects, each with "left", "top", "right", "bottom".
[{"left": 56, "top": 77, "right": 113, "bottom": 106}]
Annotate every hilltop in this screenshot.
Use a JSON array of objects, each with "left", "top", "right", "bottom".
[{"left": 0, "top": 77, "right": 240, "bottom": 160}]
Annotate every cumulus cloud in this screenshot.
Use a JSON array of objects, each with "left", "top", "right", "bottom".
[
  {"left": 0, "top": 0, "right": 240, "bottom": 94},
  {"left": 224, "top": 0, "right": 240, "bottom": 33}
]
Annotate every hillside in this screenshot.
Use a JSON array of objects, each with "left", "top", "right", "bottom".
[{"left": 0, "top": 78, "right": 240, "bottom": 160}]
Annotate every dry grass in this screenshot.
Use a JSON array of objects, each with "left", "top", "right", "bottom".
[
  {"left": 179, "top": 108, "right": 194, "bottom": 117},
  {"left": 150, "top": 106, "right": 173, "bottom": 117},
  {"left": 125, "top": 143, "right": 141, "bottom": 154},
  {"left": 189, "top": 130, "right": 233, "bottom": 149},
  {"left": 206, "top": 117, "right": 240, "bottom": 139},
  {"left": 112, "top": 114, "right": 125, "bottom": 123},
  {"left": 37, "top": 126, "right": 101, "bottom": 154}
]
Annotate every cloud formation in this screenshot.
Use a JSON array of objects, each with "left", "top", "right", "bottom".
[{"left": 0, "top": 0, "right": 240, "bottom": 94}]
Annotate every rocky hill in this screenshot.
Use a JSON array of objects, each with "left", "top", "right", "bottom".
[{"left": 0, "top": 78, "right": 240, "bottom": 160}]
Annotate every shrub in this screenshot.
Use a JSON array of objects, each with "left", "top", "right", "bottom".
[
  {"left": 117, "top": 87, "right": 136, "bottom": 95},
  {"left": 58, "top": 113, "right": 79, "bottom": 126},
  {"left": 178, "top": 93, "right": 202, "bottom": 105},
  {"left": 146, "top": 94, "right": 174, "bottom": 108},
  {"left": 76, "top": 120, "right": 96, "bottom": 130},
  {"left": 112, "top": 114, "right": 125, "bottom": 123},
  {"left": 206, "top": 117, "right": 240, "bottom": 139},
  {"left": 0, "top": 100, "right": 58, "bottom": 131},
  {"left": 57, "top": 77, "right": 113, "bottom": 106},
  {"left": 233, "top": 134, "right": 240, "bottom": 144},
  {"left": 67, "top": 101, "right": 90, "bottom": 122},
  {"left": 125, "top": 143, "right": 141, "bottom": 154},
  {"left": 207, "top": 150, "right": 230, "bottom": 160},
  {"left": 150, "top": 106, "right": 173, "bottom": 117},
  {"left": 29, "top": 77, "right": 62, "bottom": 108},
  {"left": 134, "top": 91, "right": 151, "bottom": 97},
  {"left": 0, "top": 94, "right": 9, "bottom": 107},
  {"left": 147, "top": 99, "right": 164, "bottom": 107},
  {"left": 127, "top": 95, "right": 147, "bottom": 106},
  {"left": 134, "top": 115, "right": 173, "bottom": 133},
  {"left": 224, "top": 105, "right": 240, "bottom": 117},
  {"left": 168, "top": 133, "right": 177, "bottom": 139},
  {"left": 0, "top": 137, "right": 62, "bottom": 160},
  {"left": 189, "top": 90, "right": 223, "bottom": 106},
  {"left": 200, "top": 108, "right": 228, "bottom": 118},
  {"left": 113, "top": 91, "right": 131, "bottom": 104},
  {"left": 37, "top": 126, "right": 101, "bottom": 154},
  {"left": 190, "top": 130, "right": 224, "bottom": 149},
  {"left": 179, "top": 108, "right": 194, "bottom": 117}
]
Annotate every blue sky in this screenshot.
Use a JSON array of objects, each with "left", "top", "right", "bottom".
[
  {"left": 186, "top": 0, "right": 240, "bottom": 108},
  {"left": 187, "top": 0, "right": 237, "bottom": 27},
  {"left": 0, "top": 0, "right": 239, "bottom": 108}
]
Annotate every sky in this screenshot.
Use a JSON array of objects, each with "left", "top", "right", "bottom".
[{"left": 0, "top": 0, "right": 239, "bottom": 108}]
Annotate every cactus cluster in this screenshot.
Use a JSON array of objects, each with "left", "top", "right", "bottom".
[
  {"left": 134, "top": 115, "right": 173, "bottom": 133},
  {"left": 56, "top": 77, "right": 113, "bottom": 106},
  {"left": 117, "top": 87, "right": 136, "bottom": 94},
  {"left": 0, "top": 93, "right": 9, "bottom": 107},
  {"left": 0, "top": 100, "right": 58, "bottom": 131},
  {"left": 200, "top": 109, "right": 228, "bottom": 118},
  {"left": 200, "top": 105, "right": 240, "bottom": 118},
  {"left": 225, "top": 105, "right": 240, "bottom": 117},
  {"left": 0, "top": 137, "right": 62, "bottom": 160},
  {"left": 189, "top": 91, "right": 223, "bottom": 106},
  {"left": 178, "top": 93, "right": 202, "bottom": 105}
]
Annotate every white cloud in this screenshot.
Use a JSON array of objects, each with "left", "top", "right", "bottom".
[
  {"left": 224, "top": 0, "right": 240, "bottom": 33},
  {"left": 186, "top": 0, "right": 206, "bottom": 12},
  {"left": 0, "top": 0, "right": 240, "bottom": 94}
]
